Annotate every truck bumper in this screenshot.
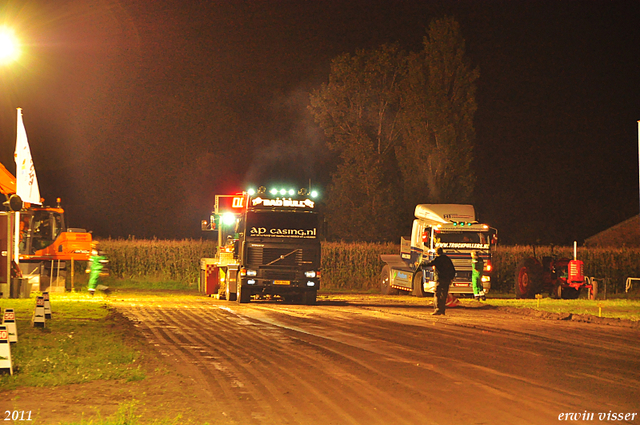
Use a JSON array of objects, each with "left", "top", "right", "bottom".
[{"left": 240, "top": 277, "right": 320, "bottom": 295}]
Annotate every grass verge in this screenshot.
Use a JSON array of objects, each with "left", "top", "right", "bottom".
[
  {"left": 485, "top": 297, "right": 640, "bottom": 321},
  {"left": 0, "top": 292, "right": 145, "bottom": 391},
  {"left": 61, "top": 399, "right": 205, "bottom": 425}
]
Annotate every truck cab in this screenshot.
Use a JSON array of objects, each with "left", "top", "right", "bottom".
[
  {"left": 200, "top": 187, "right": 322, "bottom": 304},
  {"left": 381, "top": 204, "right": 497, "bottom": 297}
]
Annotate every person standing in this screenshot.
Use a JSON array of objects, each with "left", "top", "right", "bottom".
[
  {"left": 423, "top": 247, "right": 456, "bottom": 315},
  {"left": 471, "top": 251, "right": 486, "bottom": 301},
  {"left": 87, "top": 242, "right": 109, "bottom": 296}
]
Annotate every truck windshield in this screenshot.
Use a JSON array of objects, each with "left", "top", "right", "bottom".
[
  {"left": 435, "top": 231, "right": 490, "bottom": 248},
  {"left": 246, "top": 211, "right": 318, "bottom": 239}
]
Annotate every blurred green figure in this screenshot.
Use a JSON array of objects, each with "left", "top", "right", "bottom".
[
  {"left": 471, "top": 250, "right": 485, "bottom": 300},
  {"left": 87, "top": 242, "right": 109, "bottom": 296}
]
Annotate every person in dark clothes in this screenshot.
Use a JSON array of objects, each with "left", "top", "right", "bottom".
[{"left": 423, "top": 247, "right": 456, "bottom": 315}]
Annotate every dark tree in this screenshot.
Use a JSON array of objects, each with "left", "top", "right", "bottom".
[
  {"left": 310, "top": 17, "right": 479, "bottom": 241},
  {"left": 397, "top": 16, "right": 479, "bottom": 206},
  {"left": 309, "top": 44, "right": 405, "bottom": 241}
]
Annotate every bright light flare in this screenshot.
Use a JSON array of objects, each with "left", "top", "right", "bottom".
[
  {"left": 0, "top": 27, "right": 20, "bottom": 63},
  {"left": 221, "top": 212, "right": 237, "bottom": 226}
]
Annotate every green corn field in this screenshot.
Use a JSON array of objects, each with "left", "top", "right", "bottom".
[
  {"left": 100, "top": 237, "right": 217, "bottom": 285},
  {"left": 97, "top": 239, "right": 640, "bottom": 295}
]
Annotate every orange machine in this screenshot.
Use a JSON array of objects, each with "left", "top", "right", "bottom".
[{"left": 0, "top": 161, "right": 92, "bottom": 280}]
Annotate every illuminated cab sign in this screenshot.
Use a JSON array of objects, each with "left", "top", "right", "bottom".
[
  {"left": 215, "top": 194, "right": 247, "bottom": 214},
  {"left": 436, "top": 242, "right": 490, "bottom": 249},
  {"left": 251, "top": 197, "right": 315, "bottom": 209}
]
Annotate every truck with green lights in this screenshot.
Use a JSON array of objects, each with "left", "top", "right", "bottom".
[
  {"left": 380, "top": 204, "right": 497, "bottom": 298},
  {"left": 199, "top": 186, "right": 322, "bottom": 304}
]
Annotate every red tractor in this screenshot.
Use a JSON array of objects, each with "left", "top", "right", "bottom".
[{"left": 515, "top": 245, "right": 597, "bottom": 300}]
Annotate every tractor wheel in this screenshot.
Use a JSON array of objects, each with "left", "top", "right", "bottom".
[
  {"left": 412, "top": 270, "right": 427, "bottom": 297},
  {"left": 588, "top": 279, "right": 598, "bottom": 300},
  {"left": 515, "top": 257, "right": 542, "bottom": 299},
  {"left": 563, "top": 287, "right": 580, "bottom": 299},
  {"left": 554, "top": 284, "right": 563, "bottom": 299},
  {"left": 381, "top": 265, "right": 399, "bottom": 295}
]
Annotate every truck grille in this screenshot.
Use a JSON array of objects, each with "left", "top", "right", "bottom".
[
  {"left": 264, "top": 270, "right": 297, "bottom": 281},
  {"left": 247, "top": 246, "right": 316, "bottom": 267},
  {"left": 454, "top": 271, "right": 472, "bottom": 282}
]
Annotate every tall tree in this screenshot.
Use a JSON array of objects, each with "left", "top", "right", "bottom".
[
  {"left": 397, "top": 16, "right": 479, "bottom": 206},
  {"left": 309, "top": 44, "right": 405, "bottom": 241},
  {"left": 310, "top": 17, "right": 479, "bottom": 241}
]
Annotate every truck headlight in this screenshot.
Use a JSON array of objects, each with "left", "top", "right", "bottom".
[
  {"left": 305, "top": 271, "right": 317, "bottom": 278},
  {"left": 240, "top": 268, "right": 256, "bottom": 277}
]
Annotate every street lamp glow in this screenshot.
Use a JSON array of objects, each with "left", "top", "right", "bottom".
[{"left": 0, "top": 27, "right": 20, "bottom": 63}]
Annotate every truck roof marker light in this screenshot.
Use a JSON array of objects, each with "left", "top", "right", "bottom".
[
  {"left": 310, "top": 190, "right": 318, "bottom": 198},
  {"left": 279, "top": 189, "right": 287, "bottom": 196},
  {"left": 270, "top": 188, "right": 278, "bottom": 195},
  {"left": 247, "top": 188, "right": 256, "bottom": 196},
  {"left": 288, "top": 189, "right": 295, "bottom": 196}
]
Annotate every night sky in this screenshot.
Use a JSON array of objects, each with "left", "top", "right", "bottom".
[{"left": 0, "top": 0, "right": 638, "bottom": 245}]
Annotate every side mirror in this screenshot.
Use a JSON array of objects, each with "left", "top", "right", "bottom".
[{"left": 3, "top": 194, "right": 23, "bottom": 211}]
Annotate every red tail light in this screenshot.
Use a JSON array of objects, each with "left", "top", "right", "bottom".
[{"left": 484, "top": 260, "right": 492, "bottom": 272}]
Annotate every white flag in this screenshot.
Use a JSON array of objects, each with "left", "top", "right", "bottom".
[{"left": 14, "top": 108, "right": 41, "bottom": 205}]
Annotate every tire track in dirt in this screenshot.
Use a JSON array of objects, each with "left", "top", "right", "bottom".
[
  {"left": 119, "top": 302, "right": 437, "bottom": 424},
  {"left": 164, "top": 304, "right": 421, "bottom": 425},
  {"left": 158, "top": 305, "right": 323, "bottom": 425},
  {"left": 121, "top": 305, "right": 261, "bottom": 424},
  {"left": 231, "top": 303, "right": 617, "bottom": 423},
  {"left": 115, "top": 298, "right": 640, "bottom": 425},
  {"left": 122, "top": 303, "right": 381, "bottom": 424}
]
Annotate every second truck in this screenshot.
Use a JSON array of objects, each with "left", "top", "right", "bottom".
[{"left": 380, "top": 204, "right": 497, "bottom": 298}]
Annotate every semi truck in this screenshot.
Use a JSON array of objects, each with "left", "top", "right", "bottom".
[
  {"left": 380, "top": 204, "right": 497, "bottom": 298},
  {"left": 200, "top": 186, "right": 322, "bottom": 304}
]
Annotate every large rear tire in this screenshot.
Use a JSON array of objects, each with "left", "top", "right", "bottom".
[
  {"left": 515, "top": 257, "right": 542, "bottom": 299},
  {"left": 381, "top": 265, "right": 399, "bottom": 295},
  {"left": 412, "top": 270, "right": 426, "bottom": 297},
  {"left": 237, "top": 284, "right": 250, "bottom": 303}
]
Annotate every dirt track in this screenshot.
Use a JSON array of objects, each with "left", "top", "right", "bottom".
[
  {"left": 2, "top": 293, "right": 639, "bottom": 424},
  {"left": 110, "top": 294, "right": 640, "bottom": 424}
]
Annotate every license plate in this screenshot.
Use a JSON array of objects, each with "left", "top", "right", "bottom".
[{"left": 274, "top": 280, "right": 290, "bottom": 285}]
